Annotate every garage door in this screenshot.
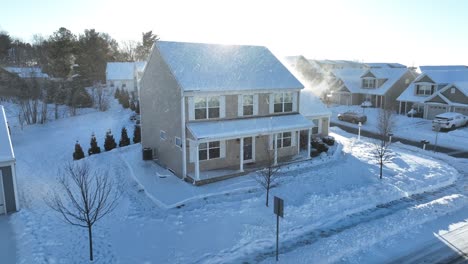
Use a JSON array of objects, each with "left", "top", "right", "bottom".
[
  {"left": 427, "top": 105, "right": 448, "bottom": 120},
  {"left": 0, "top": 172, "right": 5, "bottom": 215},
  {"left": 454, "top": 107, "right": 468, "bottom": 115}
]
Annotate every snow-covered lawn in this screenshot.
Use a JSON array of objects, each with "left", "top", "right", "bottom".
[
  {"left": 3, "top": 100, "right": 465, "bottom": 263},
  {"left": 330, "top": 105, "right": 468, "bottom": 151}
]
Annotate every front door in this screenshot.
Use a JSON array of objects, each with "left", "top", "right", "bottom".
[
  {"left": 243, "top": 137, "right": 254, "bottom": 163},
  {"left": 0, "top": 171, "right": 5, "bottom": 215}
]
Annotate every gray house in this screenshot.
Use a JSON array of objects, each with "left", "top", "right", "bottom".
[
  {"left": 140, "top": 41, "right": 316, "bottom": 184},
  {"left": 397, "top": 67, "right": 468, "bottom": 119},
  {"left": 106, "top": 62, "right": 146, "bottom": 93},
  {"left": 0, "top": 105, "right": 19, "bottom": 214}
]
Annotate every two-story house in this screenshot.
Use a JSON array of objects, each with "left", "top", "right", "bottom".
[
  {"left": 140, "top": 41, "right": 315, "bottom": 184},
  {"left": 330, "top": 65, "right": 416, "bottom": 109},
  {"left": 106, "top": 62, "right": 146, "bottom": 95},
  {"left": 397, "top": 67, "right": 468, "bottom": 119}
]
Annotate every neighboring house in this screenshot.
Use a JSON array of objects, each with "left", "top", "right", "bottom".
[
  {"left": 4, "top": 67, "right": 49, "bottom": 79},
  {"left": 0, "top": 106, "right": 19, "bottom": 215},
  {"left": 105, "top": 62, "right": 146, "bottom": 94},
  {"left": 397, "top": 68, "right": 468, "bottom": 119},
  {"left": 140, "top": 41, "right": 315, "bottom": 184},
  {"left": 329, "top": 66, "right": 416, "bottom": 109},
  {"left": 300, "top": 88, "right": 331, "bottom": 136}
]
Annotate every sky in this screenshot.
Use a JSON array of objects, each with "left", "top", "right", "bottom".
[{"left": 1, "top": 0, "right": 468, "bottom": 67}]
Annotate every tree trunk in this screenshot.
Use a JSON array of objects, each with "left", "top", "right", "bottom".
[
  {"left": 379, "top": 160, "right": 383, "bottom": 179},
  {"left": 55, "top": 104, "right": 58, "bottom": 120},
  {"left": 88, "top": 225, "right": 94, "bottom": 261}
]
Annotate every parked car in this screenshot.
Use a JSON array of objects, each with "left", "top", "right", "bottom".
[
  {"left": 432, "top": 112, "right": 468, "bottom": 131},
  {"left": 321, "top": 136, "right": 335, "bottom": 146},
  {"left": 361, "top": 100, "right": 372, "bottom": 108},
  {"left": 407, "top": 108, "right": 423, "bottom": 118},
  {"left": 337, "top": 111, "right": 367, "bottom": 124},
  {"left": 311, "top": 138, "right": 329, "bottom": 153}
]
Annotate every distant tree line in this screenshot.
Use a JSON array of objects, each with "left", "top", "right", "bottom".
[{"left": 0, "top": 28, "right": 158, "bottom": 84}]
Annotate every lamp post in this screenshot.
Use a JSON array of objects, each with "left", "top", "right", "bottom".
[
  {"left": 358, "top": 121, "right": 362, "bottom": 141},
  {"left": 421, "top": 140, "right": 429, "bottom": 150},
  {"left": 433, "top": 123, "right": 440, "bottom": 153}
]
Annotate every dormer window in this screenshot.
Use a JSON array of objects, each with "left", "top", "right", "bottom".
[
  {"left": 415, "top": 84, "right": 435, "bottom": 96},
  {"left": 362, "top": 78, "right": 376, "bottom": 89}
]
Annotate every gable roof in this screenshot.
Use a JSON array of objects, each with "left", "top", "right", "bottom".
[
  {"left": 419, "top": 65, "right": 468, "bottom": 71},
  {"left": 299, "top": 88, "right": 331, "bottom": 117},
  {"left": 332, "top": 67, "right": 408, "bottom": 95},
  {"left": 365, "top": 63, "right": 407, "bottom": 68},
  {"left": 4, "top": 67, "right": 49, "bottom": 78},
  {"left": 155, "top": 41, "right": 303, "bottom": 92},
  {"left": 106, "top": 62, "right": 146, "bottom": 80},
  {"left": 0, "top": 106, "right": 15, "bottom": 163}
]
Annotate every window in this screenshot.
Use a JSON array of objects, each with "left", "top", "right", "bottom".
[
  {"left": 274, "top": 93, "right": 293, "bottom": 113},
  {"left": 175, "top": 137, "right": 182, "bottom": 148},
  {"left": 243, "top": 95, "right": 254, "bottom": 116},
  {"left": 312, "top": 119, "right": 319, "bottom": 134},
  {"left": 451, "top": 88, "right": 456, "bottom": 94},
  {"left": 160, "top": 130, "right": 166, "bottom": 140},
  {"left": 275, "top": 132, "right": 292, "bottom": 148},
  {"left": 362, "top": 78, "right": 376, "bottom": 89},
  {"left": 416, "top": 84, "right": 434, "bottom": 96},
  {"left": 195, "top": 96, "right": 220, "bottom": 120},
  {"left": 199, "top": 141, "right": 220, "bottom": 160}
]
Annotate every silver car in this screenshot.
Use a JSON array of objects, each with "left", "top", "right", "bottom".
[{"left": 337, "top": 111, "right": 367, "bottom": 124}]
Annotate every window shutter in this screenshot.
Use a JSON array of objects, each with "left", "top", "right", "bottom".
[
  {"left": 291, "top": 131, "right": 296, "bottom": 146},
  {"left": 220, "top": 140, "right": 226, "bottom": 158},
  {"left": 189, "top": 140, "right": 195, "bottom": 162},
  {"left": 253, "top": 94, "right": 259, "bottom": 115},
  {"left": 269, "top": 94, "right": 274, "bottom": 114},
  {"left": 292, "top": 92, "right": 298, "bottom": 112},
  {"left": 268, "top": 135, "right": 273, "bottom": 150},
  {"left": 220, "top": 96, "right": 226, "bottom": 118},
  {"left": 238, "top": 95, "right": 243, "bottom": 117},
  {"left": 188, "top": 97, "right": 194, "bottom": 121}
]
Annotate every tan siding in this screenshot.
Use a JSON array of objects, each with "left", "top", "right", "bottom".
[
  {"left": 384, "top": 70, "right": 416, "bottom": 110},
  {"left": 140, "top": 46, "right": 183, "bottom": 177},
  {"left": 441, "top": 87, "right": 468, "bottom": 104}
]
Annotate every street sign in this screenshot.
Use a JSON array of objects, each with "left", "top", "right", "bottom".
[{"left": 274, "top": 196, "right": 283, "bottom": 217}]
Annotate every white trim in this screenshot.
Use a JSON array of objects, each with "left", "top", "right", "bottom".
[
  {"left": 11, "top": 163, "right": 19, "bottom": 212},
  {"left": 307, "top": 128, "right": 311, "bottom": 159},
  {"left": 160, "top": 130, "right": 167, "bottom": 140},
  {"left": 253, "top": 94, "right": 259, "bottom": 116},
  {"left": 181, "top": 96, "right": 187, "bottom": 178},
  {"left": 269, "top": 94, "right": 274, "bottom": 114},
  {"left": 237, "top": 95, "right": 243, "bottom": 117},
  {"left": 175, "top": 136, "right": 182, "bottom": 148},
  {"left": 243, "top": 136, "right": 255, "bottom": 163},
  {"left": 194, "top": 142, "right": 200, "bottom": 181},
  {"left": 189, "top": 140, "right": 196, "bottom": 163},
  {"left": 274, "top": 133, "right": 278, "bottom": 165},
  {"left": 292, "top": 92, "right": 298, "bottom": 112},
  {"left": 183, "top": 88, "right": 302, "bottom": 97},
  {"left": 220, "top": 96, "right": 226, "bottom": 118},
  {"left": 220, "top": 140, "right": 226, "bottom": 158},
  {"left": 188, "top": 97, "right": 194, "bottom": 121},
  {"left": 240, "top": 137, "right": 244, "bottom": 172},
  {"left": 0, "top": 170, "right": 6, "bottom": 215}
]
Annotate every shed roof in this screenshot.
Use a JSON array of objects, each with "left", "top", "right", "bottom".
[{"left": 0, "top": 106, "right": 15, "bottom": 163}]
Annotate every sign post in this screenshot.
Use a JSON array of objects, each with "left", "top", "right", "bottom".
[
  {"left": 274, "top": 196, "right": 284, "bottom": 261},
  {"left": 433, "top": 123, "right": 440, "bottom": 153},
  {"left": 358, "top": 122, "right": 362, "bottom": 141}
]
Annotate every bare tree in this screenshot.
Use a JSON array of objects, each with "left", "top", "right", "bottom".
[
  {"left": 253, "top": 137, "right": 282, "bottom": 207},
  {"left": 46, "top": 162, "right": 119, "bottom": 261},
  {"left": 372, "top": 108, "right": 394, "bottom": 179},
  {"left": 91, "top": 83, "right": 110, "bottom": 111}
]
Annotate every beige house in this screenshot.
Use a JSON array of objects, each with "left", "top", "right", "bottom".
[
  {"left": 140, "top": 41, "right": 316, "bottom": 184},
  {"left": 397, "top": 66, "right": 468, "bottom": 119}
]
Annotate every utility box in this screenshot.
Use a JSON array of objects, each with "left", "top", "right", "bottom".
[{"left": 142, "top": 148, "right": 153, "bottom": 160}]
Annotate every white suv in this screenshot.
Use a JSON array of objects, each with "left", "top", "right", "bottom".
[{"left": 432, "top": 112, "right": 468, "bottom": 131}]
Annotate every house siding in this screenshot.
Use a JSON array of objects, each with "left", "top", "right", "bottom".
[
  {"left": 1, "top": 165, "right": 16, "bottom": 213},
  {"left": 384, "top": 70, "right": 416, "bottom": 110},
  {"left": 441, "top": 87, "right": 468, "bottom": 104},
  {"left": 140, "top": 47, "right": 183, "bottom": 177}
]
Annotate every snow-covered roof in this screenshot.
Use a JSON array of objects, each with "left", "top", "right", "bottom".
[
  {"left": 452, "top": 82, "right": 468, "bottom": 96},
  {"left": 365, "top": 63, "right": 406, "bottom": 68},
  {"left": 187, "top": 114, "right": 313, "bottom": 142},
  {"left": 332, "top": 67, "right": 408, "bottom": 95},
  {"left": 419, "top": 65, "right": 468, "bottom": 71},
  {"left": 155, "top": 41, "right": 303, "bottom": 92},
  {"left": 106, "top": 62, "right": 145, "bottom": 80},
  {"left": 0, "top": 105, "right": 15, "bottom": 163},
  {"left": 300, "top": 88, "right": 331, "bottom": 117},
  {"left": 4, "top": 67, "right": 48, "bottom": 78}
]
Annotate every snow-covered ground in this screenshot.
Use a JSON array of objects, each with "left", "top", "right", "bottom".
[
  {"left": 330, "top": 105, "right": 468, "bottom": 151},
  {"left": 2, "top": 99, "right": 466, "bottom": 263}
]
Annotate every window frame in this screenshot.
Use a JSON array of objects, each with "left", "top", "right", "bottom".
[
  {"left": 194, "top": 96, "right": 220, "bottom": 120},
  {"left": 274, "top": 132, "right": 292, "bottom": 148},
  {"left": 242, "top": 94, "right": 254, "bottom": 116},
  {"left": 273, "top": 92, "right": 293, "bottom": 113},
  {"left": 175, "top": 137, "right": 182, "bottom": 148},
  {"left": 362, "top": 78, "right": 376, "bottom": 89},
  {"left": 160, "top": 130, "right": 166, "bottom": 140},
  {"left": 198, "top": 141, "right": 221, "bottom": 161}
]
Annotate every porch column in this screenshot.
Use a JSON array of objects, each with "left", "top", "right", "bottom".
[
  {"left": 398, "top": 101, "right": 402, "bottom": 115},
  {"left": 194, "top": 141, "right": 200, "bottom": 181},
  {"left": 296, "top": 131, "right": 300, "bottom": 154},
  {"left": 240, "top": 137, "right": 244, "bottom": 172},
  {"left": 375, "top": 95, "right": 378, "bottom": 108},
  {"left": 405, "top": 102, "right": 408, "bottom": 114},
  {"left": 274, "top": 133, "right": 278, "bottom": 165},
  {"left": 307, "top": 128, "right": 311, "bottom": 159}
]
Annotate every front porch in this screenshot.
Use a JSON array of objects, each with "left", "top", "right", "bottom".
[
  {"left": 185, "top": 114, "right": 314, "bottom": 184},
  {"left": 186, "top": 150, "right": 310, "bottom": 185}
]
